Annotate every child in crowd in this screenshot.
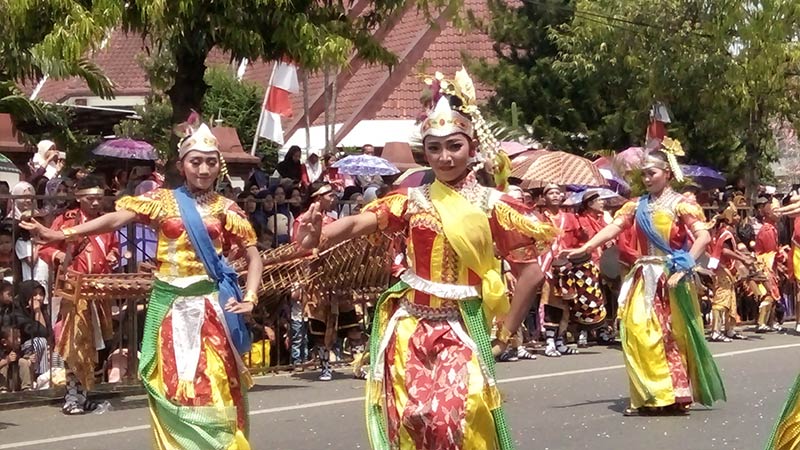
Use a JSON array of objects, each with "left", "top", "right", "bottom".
[
  {"left": 0, "top": 326, "right": 34, "bottom": 392},
  {"left": 0, "top": 227, "right": 13, "bottom": 281}
]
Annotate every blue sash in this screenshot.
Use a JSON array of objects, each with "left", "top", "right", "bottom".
[
  {"left": 635, "top": 195, "right": 695, "bottom": 273},
  {"left": 173, "top": 187, "right": 251, "bottom": 354}
]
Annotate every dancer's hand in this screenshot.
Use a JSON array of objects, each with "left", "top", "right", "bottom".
[
  {"left": 296, "top": 202, "right": 323, "bottom": 249},
  {"left": 19, "top": 219, "right": 64, "bottom": 244},
  {"left": 667, "top": 271, "right": 685, "bottom": 289},
  {"left": 560, "top": 245, "right": 588, "bottom": 260},
  {"left": 224, "top": 298, "right": 254, "bottom": 314}
]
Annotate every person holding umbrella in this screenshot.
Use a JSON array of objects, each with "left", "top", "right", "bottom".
[{"left": 296, "top": 68, "right": 556, "bottom": 450}]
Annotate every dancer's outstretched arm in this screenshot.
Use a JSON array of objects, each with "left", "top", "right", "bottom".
[
  {"left": 20, "top": 210, "right": 138, "bottom": 243},
  {"left": 296, "top": 203, "right": 379, "bottom": 250}
]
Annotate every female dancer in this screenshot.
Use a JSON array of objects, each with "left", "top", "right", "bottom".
[
  {"left": 563, "top": 148, "right": 726, "bottom": 416},
  {"left": 296, "top": 69, "right": 555, "bottom": 450},
  {"left": 764, "top": 197, "right": 800, "bottom": 449},
  {"left": 23, "top": 124, "right": 262, "bottom": 450}
]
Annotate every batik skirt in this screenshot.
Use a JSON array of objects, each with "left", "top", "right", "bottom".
[{"left": 139, "top": 279, "right": 252, "bottom": 450}]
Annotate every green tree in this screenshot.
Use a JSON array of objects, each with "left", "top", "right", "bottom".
[
  {"left": 474, "top": 0, "right": 800, "bottom": 182},
  {"left": 120, "top": 0, "right": 450, "bottom": 130},
  {"left": 115, "top": 67, "right": 279, "bottom": 171},
  {"left": 0, "top": 1, "right": 119, "bottom": 125}
]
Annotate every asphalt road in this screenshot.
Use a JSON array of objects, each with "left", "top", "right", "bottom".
[{"left": 1, "top": 329, "right": 799, "bottom": 450}]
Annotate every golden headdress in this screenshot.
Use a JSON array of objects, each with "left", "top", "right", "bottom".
[
  {"left": 178, "top": 123, "right": 219, "bottom": 160},
  {"left": 720, "top": 201, "right": 738, "bottom": 223},
  {"left": 642, "top": 137, "right": 685, "bottom": 182},
  {"left": 175, "top": 118, "right": 231, "bottom": 188},
  {"left": 420, "top": 68, "right": 511, "bottom": 190}
]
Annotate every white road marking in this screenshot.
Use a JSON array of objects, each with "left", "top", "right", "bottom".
[{"left": 2, "top": 342, "right": 798, "bottom": 449}]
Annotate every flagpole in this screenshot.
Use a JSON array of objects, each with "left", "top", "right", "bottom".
[{"left": 251, "top": 61, "right": 279, "bottom": 155}]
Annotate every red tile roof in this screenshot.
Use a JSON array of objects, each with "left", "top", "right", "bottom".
[
  {"left": 23, "top": 0, "right": 499, "bottom": 146},
  {"left": 272, "top": 0, "right": 498, "bottom": 143}
]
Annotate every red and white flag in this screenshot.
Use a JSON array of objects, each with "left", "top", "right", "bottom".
[{"left": 258, "top": 61, "right": 299, "bottom": 145}]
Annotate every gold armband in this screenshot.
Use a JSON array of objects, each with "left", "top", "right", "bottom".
[
  {"left": 243, "top": 291, "right": 259, "bottom": 306},
  {"left": 62, "top": 227, "right": 79, "bottom": 240}
]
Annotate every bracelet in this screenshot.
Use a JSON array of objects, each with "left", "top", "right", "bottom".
[
  {"left": 62, "top": 227, "right": 79, "bottom": 240},
  {"left": 496, "top": 325, "right": 514, "bottom": 345},
  {"left": 243, "top": 291, "right": 259, "bottom": 306}
]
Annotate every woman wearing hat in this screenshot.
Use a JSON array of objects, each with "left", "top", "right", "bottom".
[
  {"left": 297, "top": 69, "right": 555, "bottom": 449},
  {"left": 23, "top": 124, "right": 263, "bottom": 449},
  {"left": 563, "top": 145, "right": 725, "bottom": 416}
]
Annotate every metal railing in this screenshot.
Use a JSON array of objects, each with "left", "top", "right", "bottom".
[{"left": 0, "top": 193, "right": 367, "bottom": 404}]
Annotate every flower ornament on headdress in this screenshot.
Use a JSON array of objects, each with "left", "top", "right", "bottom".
[
  {"left": 660, "top": 137, "right": 685, "bottom": 182},
  {"left": 420, "top": 67, "right": 511, "bottom": 190}
]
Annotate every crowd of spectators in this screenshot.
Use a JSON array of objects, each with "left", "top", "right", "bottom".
[{"left": 0, "top": 142, "right": 393, "bottom": 391}]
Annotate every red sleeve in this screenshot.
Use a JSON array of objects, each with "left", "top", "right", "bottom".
[
  {"left": 793, "top": 217, "right": 800, "bottom": 246},
  {"left": 39, "top": 215, "right": 69, "bottom": 265},
  {"left": 362, "top": 191, "right": 408, "bottom": 234},
  {"left": 560, "top": 212, "right": 582, "bottom": 249},
  {"left": 489, "top": 197, "right": 557, "bottom": 265},
  {"left": 755, "top": 226, "right": 778, "bottom": 254},
  {"left": 617, "top": 226, "right": 638, "bottom": 267}
]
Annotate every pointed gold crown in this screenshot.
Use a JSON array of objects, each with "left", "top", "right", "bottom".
[
  {"left": 178, "top": 123, "right": 219, "bottom": 160},
  {"left": 420, "top": 96, "right": 474, "bottom": 139}
]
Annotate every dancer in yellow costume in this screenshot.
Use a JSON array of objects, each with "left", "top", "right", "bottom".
[
  {"left": 296, "top": 69, "right": 555, "bottom": 450},
  {"left": 563, "top": 143, "right": 726, "bottom": 416},
  {"left": 765, "top": 196, "right": 800, "bottom": 450},
  {"left": 23, "top": 124, "right": 263, "bottom": 450}
]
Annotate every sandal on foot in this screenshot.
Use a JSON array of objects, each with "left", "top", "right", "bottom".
[
  {"left": 62, "top": 402, "right": 85, "bottom": 415},
  {"left": 544, "top": 346, "right": 561, "bottom": 357},
  {"left": 517, "top": 347, "right": 537, "bottom": 360},
  {"left": 558, "top": 346, "right": 579, "bottom": 355},
  {"left": 623, "top": 407, "right": 640, "bottom": 416}
]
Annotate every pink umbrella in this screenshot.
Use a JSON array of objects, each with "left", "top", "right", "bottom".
[
  {"left": 592, "top": 147, "right": 644, "bottom": 174},
  {"left": 501, "top": 142, "right": 531, "bottom": 157},
  {"left": 615, "top": 147, "right": 645, "bottom": 172}
]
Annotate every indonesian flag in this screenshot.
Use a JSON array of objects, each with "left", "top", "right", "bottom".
[
  {"left": 645, "top": 102, "right": 671, "bottom": 149},
  {"left": 258, "top": 60, "right": 299, "bottom": 145}
]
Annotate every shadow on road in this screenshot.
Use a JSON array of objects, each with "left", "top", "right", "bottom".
[
  {"left": 249, "top": 383, "right": 310, "bottom": 393},
  {"left": 291, "top": 371, "right": 362, "bottom": 383},
  {"left": 552, "top": 397, "right": 629, "bottom": 414},
  {"left": 0, "top": 421, "right": 18, "bottom": 430}
]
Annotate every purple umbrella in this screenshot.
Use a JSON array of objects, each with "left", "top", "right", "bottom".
[
  {"left": 680, "top": 165, "right": 726, "bottom": 189},
  {"left": 332, "top": 154, "right": 399, "bottom": 176},
  {"left": 93, "top": 139, "right": 157, "bottom": 160}
]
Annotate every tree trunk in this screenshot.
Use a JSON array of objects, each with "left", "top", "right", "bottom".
[{"left": 164, "top": 48, "right": 209, "bottom": 187}]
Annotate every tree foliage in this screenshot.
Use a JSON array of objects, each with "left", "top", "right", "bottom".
[
  {"left": 0, "top": 0, "right": 119, "bottom": 127},
  {"left": 119, "top": 0, "right": 453, "bottom": 127},
  {"left": 114, "top": 67, "right": 278, "bottom": 171},
  {"left": 472, "top": 0, "right": 800, "bottom": 182}
]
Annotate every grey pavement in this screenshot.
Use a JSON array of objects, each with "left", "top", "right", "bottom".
[{"left": 1, "top": 329, "right": 799, "bottom": 450}]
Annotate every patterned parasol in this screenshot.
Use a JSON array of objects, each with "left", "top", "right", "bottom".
[
  {"left": 93, "top": 138, "right": 157, "bottom": 160},
  {"left": 332, "top": 154, "right": 400, "bottom": 176},
  {"left": 0, "top": 153, "right": 21, "bottom": 174},
  {"left": 512, "top": 150, "right": 607, "bottom": 188}
]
